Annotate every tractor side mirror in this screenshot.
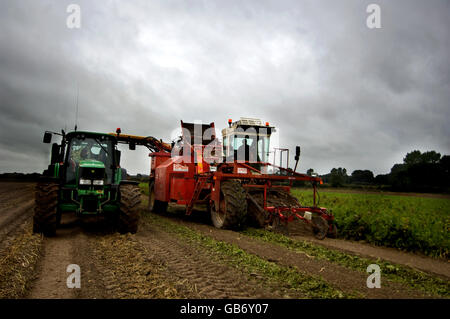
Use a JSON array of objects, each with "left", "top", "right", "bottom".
[
  {"left": 43, "top": 132, "right": 52, "bottom": 143},
  {"left": 51, "top": 143, "right": 60, "bottom": 164},
  {"left": 129, "top": 142, "right": 136, "bottom": 150},
  {"left": 295, "top": 146, "right": 301, "bottom": 161},
  {"left": 115, "top": 150, "right": 121, "bottom": 165}
]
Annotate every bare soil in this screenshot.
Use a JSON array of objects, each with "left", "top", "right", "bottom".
[
  {"left": 161, "top": 208, "right": 430, "bottom": 298},
  {"left": 27, "top": 226, "right": 108, "bottom": 299},
  {"left": 137, "top": 222, "right": 299, "bottom": 298},
  {"left": 0, "top": 182, "right": 35, "bottom": 251},
  {"left": 0, "top": 182, "right": 447, "bottom": 299},
  {"left": 290, "top": 231, "right": 450, "bottom": 279}
]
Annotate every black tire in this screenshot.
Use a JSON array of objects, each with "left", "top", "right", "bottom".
[
  {"left": 210, "top": 180, "right": 247, "bottom": 229},
  {"left": 327, "top": 224, "right": 338, "bottom": 238},
  {"left": 148, "top": 181, "right": 155, "bottom": 211},
  {"left": 148, "top": 181, "right": 168, "bottom": 213},
  {"left": 33, "top": 181, "right": 59, "bottom": 236},
  {"left": 312, "top": 215, "right": 328, "bottom": 240},
  {"left": 118, "top": 184, "right": 141, "bottom": 234}
]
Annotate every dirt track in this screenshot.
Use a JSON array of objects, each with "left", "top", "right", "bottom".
[
  {"left": 0, "top": 182, "right": 448, "bottom": 299},
  {"left": 0, "top": 183, "right": 35, "bottom": 247}
]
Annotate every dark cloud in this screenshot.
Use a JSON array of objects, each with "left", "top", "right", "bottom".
[{"left": 0, "top": 0, "right": 449, "bottom": 175}]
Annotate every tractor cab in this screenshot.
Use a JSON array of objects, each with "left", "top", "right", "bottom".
[
  {"left": 221, "top": 117, "right": 275, "bottom": 164},
  {"left": 64, "top": 133, "right": 116, "bottom": 186}
]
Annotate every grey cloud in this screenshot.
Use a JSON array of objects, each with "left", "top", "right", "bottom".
[{"left": 0, "top": 0, "right": 449, "bottom": 175}]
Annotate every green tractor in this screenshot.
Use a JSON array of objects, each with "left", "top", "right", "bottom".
[{"left": 34, "top": 129, "right": 141, "bottom": 236}]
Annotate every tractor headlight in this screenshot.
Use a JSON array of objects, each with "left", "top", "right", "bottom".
[
  {"left": 92, "top": 180, "right": 104, "bottom": 186},
  {"left": 79, "top": 179, "right": 91, "bottom": 185}
]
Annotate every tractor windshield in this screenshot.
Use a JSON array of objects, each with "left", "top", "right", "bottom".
[{"left": 66, "top": 137, "right": 114, "bottom": 184}]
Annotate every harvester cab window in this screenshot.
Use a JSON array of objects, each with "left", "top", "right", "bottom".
[
  {"left": 234, "top": 135, "right": 262, "bottom": 163},
  {"left": 257, "top": 137, "right": 270, "bottom": 163}
]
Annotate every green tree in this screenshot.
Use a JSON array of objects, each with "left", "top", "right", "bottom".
[
  {"left": 403, "top": 150, "right": 422, "bottom": 166},
  {"left": 403, "top": 150, "right": 441, "bottom": 166},
  {"left": 330, "top": 167, "right": 347, "bottom": 187},
  {"left": 306, "top": 168, "right": 315, "bottom": 176},
  {"left": 421, "top": 151, "right": 441, "bottom": 164},
  {"left": 351, "top": 170, "right": 374, "bottom": 184}
]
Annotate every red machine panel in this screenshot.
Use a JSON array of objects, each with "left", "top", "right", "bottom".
[
  {"left": 153, "top": 154, "right": 197, "bottom": 203},
  {"left": 170, "top": 176, "right": 195, "bottom": 204}
]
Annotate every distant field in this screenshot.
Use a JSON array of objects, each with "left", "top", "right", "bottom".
[{"left": 292, "top": 188, "right": 450, "bottom": 258}]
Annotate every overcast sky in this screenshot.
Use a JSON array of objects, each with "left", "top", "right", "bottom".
[{"left": 0, "top": 0, "right": 449, "bottom": 175}]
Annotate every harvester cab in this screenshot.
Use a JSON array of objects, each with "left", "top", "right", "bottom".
[
  {"left": 222, "top": 117, "right": 274, "bottom": 168},
  {"left": 33, "top": 129, "right": 142, "bottom": 236}
]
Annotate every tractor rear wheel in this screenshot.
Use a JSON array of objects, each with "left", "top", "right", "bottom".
[
  {"left": 33, "top": 181, "right": 59, "bottom": 236},
  {"left": 211, "top": 180, "right": 247, "bottom": 229},
  {"left": 118, "top": 184, "right": 141, "bottom": 234},
  {"left": 148, "top": 181, "right": 168, "bottom": 213}
]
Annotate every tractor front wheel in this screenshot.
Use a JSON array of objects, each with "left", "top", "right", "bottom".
[
  {"left": 33, "top": 181, "right": 59, "bottom": 236},
  {"left": 210, "top": 180, "right": 247, "bottom": 229},
  {"left": 118, "top": 184, "right": 141, "bottom": 234}
]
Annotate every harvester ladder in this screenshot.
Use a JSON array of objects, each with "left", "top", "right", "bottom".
[{"left": 186, "top": 178, "right": 207, "bottom": 215}]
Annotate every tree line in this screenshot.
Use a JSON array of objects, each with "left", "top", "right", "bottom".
[{"left": 306, "top": 150, "right": 450, "bottom": 193}]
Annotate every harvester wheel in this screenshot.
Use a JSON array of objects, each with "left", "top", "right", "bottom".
[
  {"left": 247, "top": 189, "right": 301, "bottom": 228},
  {"left": 33, "top": 181, "right": 59, "bottom": 236},
  {"left": 268, "top": 215, "right": 289, "bottom": 235},
  {"left": 211, "top": 180, "right": 247, "bottom": 229},
  {"left": 118, "top": 184, "right": 141, "bottom": 234},
  {"left": 312, "top": 215, "right": 328, "bottom": 240},
  {"left": 148, "top": 181, "right": 168, "bottom": 214},
  {"left": 327, "top": 224, "right": 338, "bottom": 238}
]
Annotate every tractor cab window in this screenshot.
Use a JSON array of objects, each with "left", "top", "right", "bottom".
[{"left": 66, "top": 137, "right": 114, "bottom": 184}]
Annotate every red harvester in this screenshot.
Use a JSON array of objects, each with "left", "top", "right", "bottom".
[{"left": 144, "top": 118, "right": 336, "bottom": 239}]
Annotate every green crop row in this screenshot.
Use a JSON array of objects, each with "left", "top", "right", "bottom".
[
  {"left": 139, "top": 182, "right": 149, "bottom": 196},
  {"left": 291, "top": 189, "right": 450, "bottom": 258}
]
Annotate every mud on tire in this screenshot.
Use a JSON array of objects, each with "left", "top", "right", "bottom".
[
  {"left": 118, "top": 184, "right": 141, "bottom": 234},
  {"left": 211, "top": 180, "right": 247, "bottom": 229},
  {"left": 33, "top": 181, "right": 59, "bottom": 236},
  {"left": 312, "top": 215, "right": 329, "bottom": 240}
]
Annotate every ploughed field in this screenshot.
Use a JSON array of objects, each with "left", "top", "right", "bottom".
[{"left": 0, "top": 181, "right": 448, "bottom": 299}]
